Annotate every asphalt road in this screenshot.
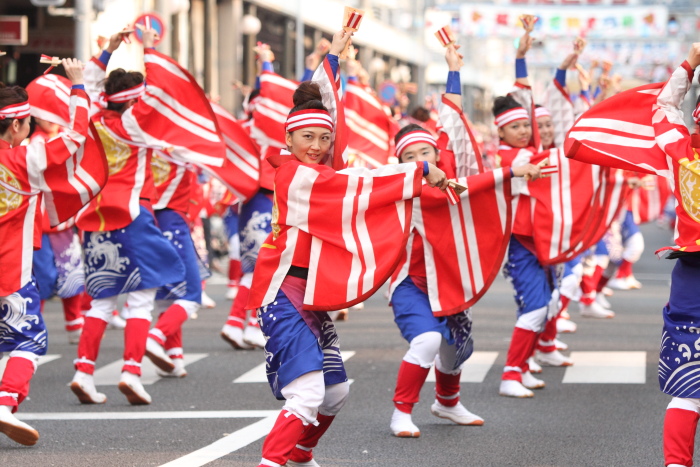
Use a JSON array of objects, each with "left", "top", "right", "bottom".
[{"left": 2, "top": 223, "right": 679, "bottom": 467}]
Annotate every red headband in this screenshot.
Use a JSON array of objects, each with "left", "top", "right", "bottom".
[
  {"left": 105, "top": 82, "right": 146, "bottom": 103},
  {"left": 494, "top": 107, "right": 529, "bottom": 128},
  {"left": 0, "top": 102, "right": 30, "bottom": 120},
  {"left": 534, "top": 107, "right": 551, "bottom": 119},
  {"left": 285, "top": 109, "right": 334, "bottom": 133},
  {"left": 395, "top": 130, "right": 438, "bottom": 158}
]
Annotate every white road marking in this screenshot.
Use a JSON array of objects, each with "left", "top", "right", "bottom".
[
  {"left": 0, "top": 354, "right": 60, "bottom": 375},
  {"left": 563, "top": 351, "right": 647, "bottom": 384},
  {"left": 94, "top": 353, "right": 207, "bottom": 386},
  {"left": 425, "top": 351, "right": 499, "bottom": 383},
  {"left": 234, "top": 350, "right": 356, "bottom": 383},
  {"left": 160, "top": 414, "right": 277, "bottom": 467},
  {"left": 17, "top": 410, "right": 277, "bottom": 421}
]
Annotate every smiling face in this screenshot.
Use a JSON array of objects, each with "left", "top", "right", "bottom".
[
  {"left": 399, "top": 142, "right": 438, "bottom": 165},
  {"left": 536, "top": 115, "right": 554, "bottom": 149},
  {"left": 498, "top": 118, "right": 532, "bottom": 148},
  {"left": 286, "top": 127, "right": 332, "bottom": 164}
]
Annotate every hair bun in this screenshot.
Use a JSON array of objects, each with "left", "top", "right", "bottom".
[{"left": 293, "top": 81, "right": 322, "bottom": 107}]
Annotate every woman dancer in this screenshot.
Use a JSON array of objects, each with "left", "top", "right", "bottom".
[{"left": 248, "top": 30, "right": 449, "bottom": 467}]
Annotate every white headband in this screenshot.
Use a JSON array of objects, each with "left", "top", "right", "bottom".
[
  {"left": 285, "top": 109, "right": 334, "bottom": 133},
  {"left": 106, "top": 82, "right": 146, "bottom": 103},
  {"left": 494, "top": 108, "right": 529, "bottom": 128},
  {"left": 0, "top": 102, "right": 30, "bottom": 120},
  {"left": 396, "top": 130, "right": 438, "bottom": 158},
  {"left": 534, "top": 107, "right": 551, "bottom": 118}
]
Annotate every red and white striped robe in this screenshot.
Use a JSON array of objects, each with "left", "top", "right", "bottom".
[
  {"left": 208, "top": 103, "right": 260, "bottom": 203},
  {"left": 312, "top": 57, "right": 348, "bottom": 170},
  {"left": 388, "top": 92, "right": 515, "bottom": 315},
  {"left": 0, "top": 88, "right": 107, "bottom": 295},
  {"left": 251, "top": 71, "right": 297, "bottom": 190},
  {"left": 390, "top": 169, "right": 513, "bottom": 315},
  {"left": 248, "top": 156, "right": 424, "bottom": 311},
  {"left": 566, "top": 60, "right": 700, "bottom": 255}
]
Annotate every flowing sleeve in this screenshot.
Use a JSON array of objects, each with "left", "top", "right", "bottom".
[
  {"left": 28, "top": 89, "right": 108, "bottom": 226},
  {"left": 438, "top": 95, "right": 483, "bottom": 177},
  {"left": 119, "top": 49, "right": 226, "bottom": 168},
  {"left": 312, "top": 56, "right": 348, "bottom": 170},
  {"left": 84, "top": 52, "right": 110, "bottom": 116},
  {"left": 249, "top": 161, "right": 424, "bottom": 310},
  {"left": 651, "top": 61, "right": 694, "bottom": 171}
]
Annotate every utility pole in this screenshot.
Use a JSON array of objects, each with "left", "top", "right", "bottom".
[
  {"left": 74, "top": 0, "right": 93, "bottom": 62},
  {"left": 295, "top": 0, "right": 304, "bottom": 81}
]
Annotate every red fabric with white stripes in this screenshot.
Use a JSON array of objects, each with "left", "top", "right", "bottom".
[
  {"left": 344, "top": 78, "right": 399, "bottom": 168},
  {"left": 26, "top": 74, "right": 72, "bottom": 127},
  {"left": 390, "top": 169, "right": 513, "bottom": 316},
  {"left": 127, "top": 49, "right": 226, "bottom": 169},
  {"left": 248, "top": 155, "right": 423, "bottom": 311},
  {"left": 528, "top": 147, "right": 617, "bottom": 264},
  {"left": 78, "top": 49, "right": 225, "bottom": 231},
  {"left": 0, "top": 89, "right": 107, "bottom": 295},
  {"left": 251, "top": 71, "right": 297, "bottom": 151},
  {"left": 208, "top": 103, "right": 260, "bottom": 202},
  {"left": 566, "top": 61, "right": 700, "bottom": 254}
]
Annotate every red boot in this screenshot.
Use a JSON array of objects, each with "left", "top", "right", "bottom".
[{"left": 259, "top": 410, "right": 306, "bottom": 467}]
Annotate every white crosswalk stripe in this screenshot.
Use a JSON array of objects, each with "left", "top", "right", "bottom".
[
  {"left": 562, "top": 351, "right": 647, "bottom": 384},
  {"left": 233, "top": 351, "right": 356, "bottom": 383},
  {"left": 0, "top": 354, "right": 60, "bottom": 375},
  {"left": 0, "top": 350, "right": 650, "bottom": 386},
  {"left": 425, "top": 351, "right": 499, "bottom": 383},
  {"left": 93, "top": 354, "right": 208, "bottom": 386}
]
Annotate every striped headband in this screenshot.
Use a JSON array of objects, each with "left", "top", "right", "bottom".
[
  {"left": 693, "top": 103, "right": 700, "bottom": 125},
  {"left": 105, "top": 82, "right": 146, "bottom": 103},
  {"left": 534, "top": 107, "right": 551, "bottom": 119},
  {"left": 285, "top": 109, "right": 334, "bottom": 133},
  {"left": 494, "top": 107, "right": 529, "bottom": 128},
  {"left": 0, "top": 101, "right": 30, "bottom": 120},
  {"left": 395, "top": 130, "right": 438, "bottom": 158}
]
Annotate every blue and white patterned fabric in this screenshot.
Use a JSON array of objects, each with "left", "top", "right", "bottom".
[
  {"left": 239, "top": 192, "right": 273, "bottom": 274},
  {"left": 659, "top": 254, "right": 700, "bottom": 397},
  {"left": 0, "top": 279, "right": 47, "bottom": 356},
  {"left": 391, "top": 277, "right": 474, "bottom": 371},
  {"left": 391, "top": 277, "right": 452, "bottom": 344},
  {"left": 503, "top": 236, "right": 557, "bottom": 317},
  {"left": 154, "top": 209, "right": 203, "bottom": 302},
  {"left": 446, "top": 310, "right": 475, "bottom": 371},
  {"left": 33, "top": 230, "right": 85, "bottom": 300},
  {"left": 258, "top": 289, "right": 348, "bottom": 400},
  {"left": 83, "top": 206, "right": 185, "bottom": 299}
]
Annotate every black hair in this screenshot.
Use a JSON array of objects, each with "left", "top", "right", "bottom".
[
  {"left": 410, "top": 107, "right": 430, "bottom": 123},
  {"left": 288, "top": 81, "right": 327, "bottom": 117},
  {"left": 0, "top": 83, "right": 29, "bottom": 134},
  {"left": 492, "top": 94, "right": 523, "bottom": 118},
  {"left": 103, "top": 68, "right": 145, "bottom": 113}
]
